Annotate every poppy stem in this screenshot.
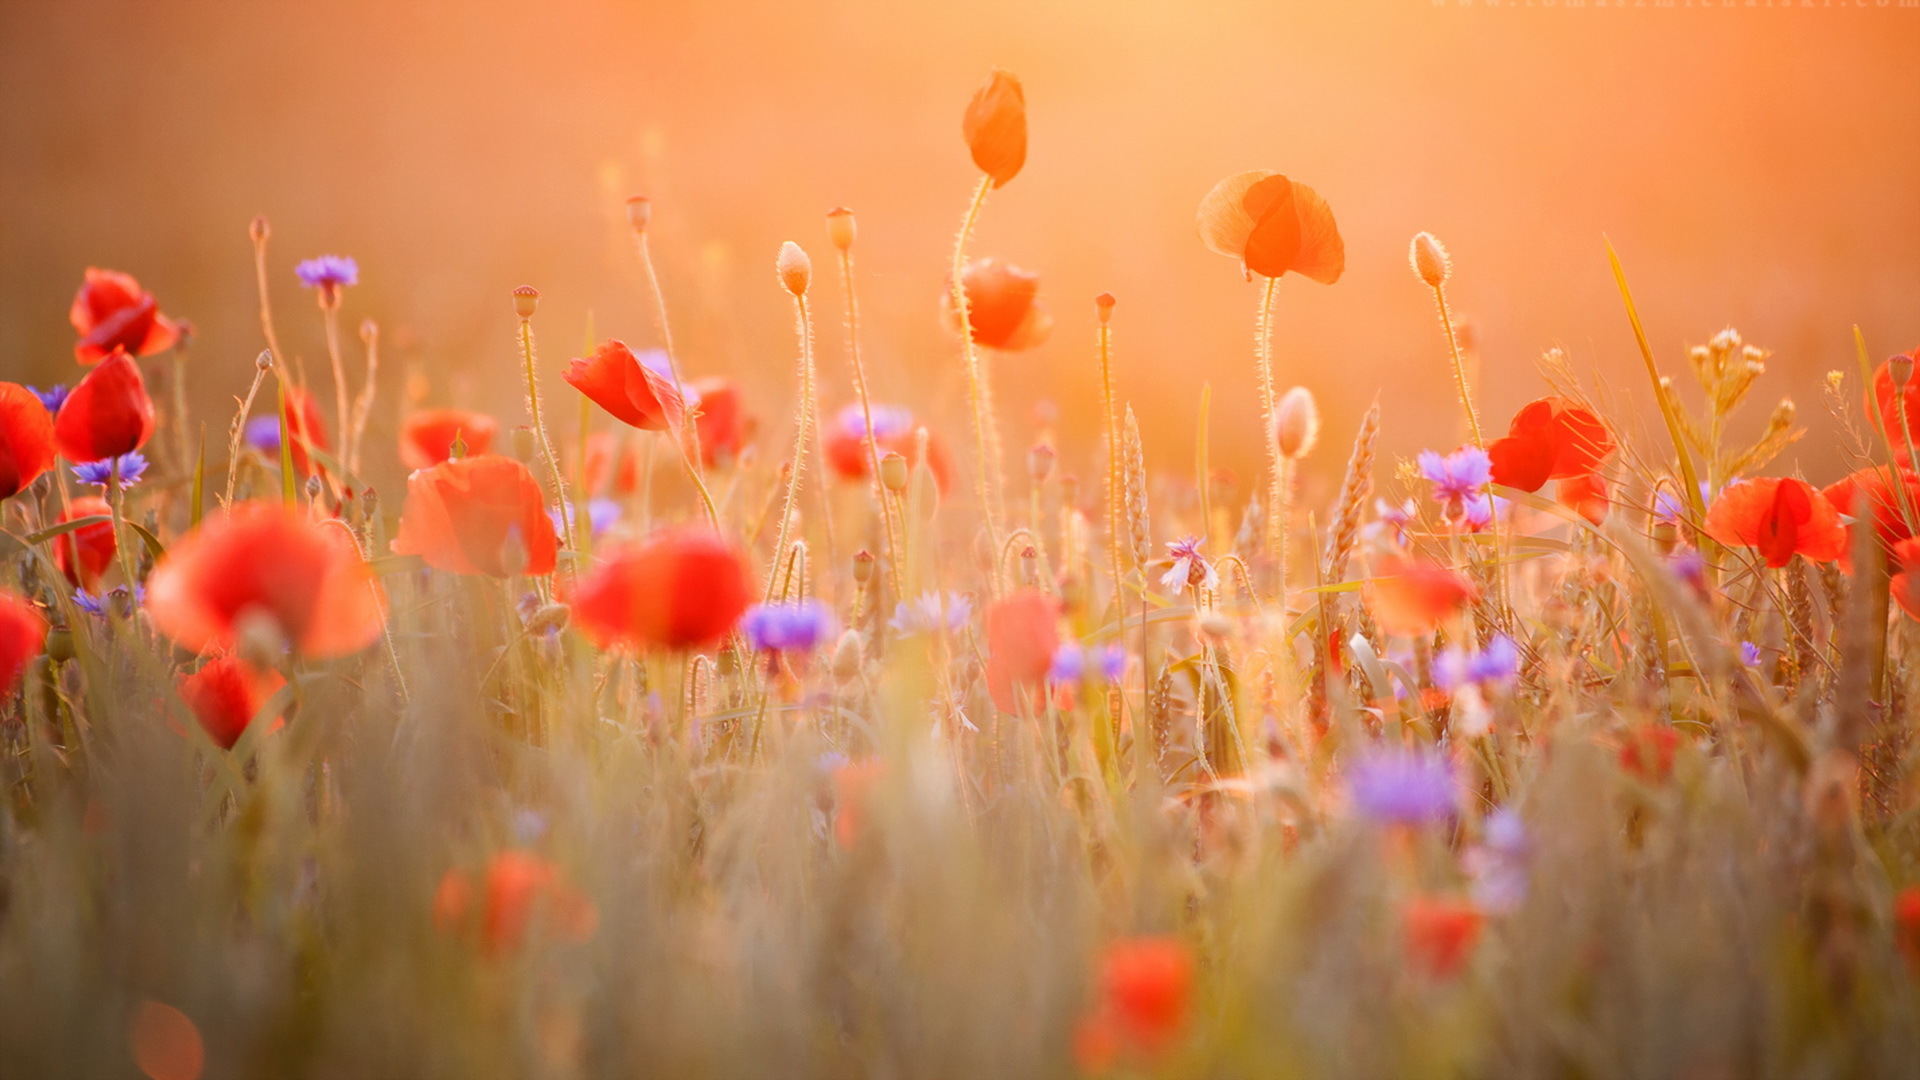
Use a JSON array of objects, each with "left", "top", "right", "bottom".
[
  {"left": 1430, "top": 283, "right": 1484, "bottom": 450},
  {"left": 838, "top": 245, "right": 904, "bottom": 605},
  {"left": 767, "top": 296, "right": 820, "bottom": 603},
  {"left": 106, "top": 457, "right": 140, "bottom": 605},
  {"left": 224, "top": 358, "right": 272, "bottom": 509},
  {"left": 322, "top": 299, "right": 353, "bottom": 489},
  {"left": 348, "top": 319, "right": 380, "bottom": 478},
  {"left": 631, "top": 228, "right": 707, "bottom": 481},
  {"left": 951, "top": 176, "right": 1005, "bottom": 589},
  {"left": 1097, "top": 298, "right": 1126, "bottom": 629},
  {"left": 516, "top": 315, "right": 579, "bottom": 575},
  {"left": 1255, "top": 276, "right": 1284, "bottom": 569},
  {"left": 250, "top": 219, "right": 298, "bottom": 386}
]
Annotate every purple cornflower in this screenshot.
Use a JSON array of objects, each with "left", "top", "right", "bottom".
[
  {"left": 73, "top": 585, "right": 143, "bottom": 618},
  {"left": 245, "top": 415, "right": 282, "bottom": 454},
  {"left": 1434, "top": 634, "right": 1520, "bottom": 692},
  {"left": 1098, "top": 645, "right": 1126, "bottom": 683},
  {"left": 1364, "top": 497, "right": 1419, "bottom": 546},
  {"left": 1048, "top": 643, "right": 1085, "bottom": 684},
  {"left": 1418, "top": 446, "right": 1492, "bottom": 522},
  {"left": 1740, "top": 641, "right": 1762, "bottom": 668},
  {"left": 1461, "top": 492, "right": 1510, "bottom": 533},
  {"left": 71, "top": 452, "right": 148, "bottom": 489},
  {"left": 1669, "top": 549, "right": 1707, "bottom": 594},
  {"left": 890, "top": 591, "right": 971, "bottom": 634},
  {"left": 295, "top": 255, "right": 359, "bottom": 292},
  {"left": 29, "top": 384, "right": 69, "bottom": 414},
  {"left": 551, "top": 498, "right": 622, "bottom": 538},
  {"left": 1159, "top": 535, "right": 1218, "bottom": 593},
  {"left": 1466, "top": 808, "right": 1531, "bottom": 913},
  {"left": 837, "top": 403, "right": 914, "bottom": 441},
  {"left": 1347, "top": 748, "right": 1457, "bottom": 824},
  {"left": 742, "top": 600, "right": 834, "bottom": 652}
]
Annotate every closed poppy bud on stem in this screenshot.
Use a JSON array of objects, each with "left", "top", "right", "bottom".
[
  {"left": 1273, "top": 386, "right": 1319, "bottom": 460},
  {"left": 512, "top": 285, "right": 539, "bottom": 320},
  {"left": 626, "top": 196, "right": 651, "bottom": 234},
  {"left": 962, "top": 69, "right": 1026, "bottom": 188},
  {"left": 879, "top": 451, "right": 909, "bottom": 493},
  {"left": 852, "top": 549, "right": 875, "bottom": 584},
  {"left": 1411, "top": 232, "right": 1451, "bottom": 288},
  {"left": 777, "top": 242, "right": 811, "bottom": 297},
  {"left": 250, "top": 215, "right": 270, "bottom": 244},
  {"left": 1028, "top": 443, "right": 1056, "bottom": 481},
  {"left": 826, "top": 207, "right": 856, "bottom": 253},
  {"left": 1095, "top": 293, "right": 1116, "bottom": 325}
]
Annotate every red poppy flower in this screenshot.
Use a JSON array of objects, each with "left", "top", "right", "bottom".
[
  {"left": 564, "top": 340, "right": 684, "bottom": 432},
  {"left": 0, "top": 383, "right": 56, "bottom": 500},
  {"left": 1486, "top": 397, "right": 1616, "bottom": 493},
  {"left": 433, "top": 851, "right": 597, "bottom": 956},
  {"left": 984, "top": 589, "right": 1060, "bottom": 714},
  {"left": 822, "top": 404, "right": 954, "bottom": 497},
  {"left": 1867, "top": 349, "right": 1920, "bottom": 458},
  {"left": 568, "top": 528, "right": 751, "bottom": 651},
  {"left": 391, "top": 455, "right": 558, "bottom": 577},
  {"left": 399, "top": 408, "right": 498, "bottom": 471},
  {"left": 53, "top": 496, "right": 115, "bottom": 589},
  {"left": 1402, "top": 897, "right": 1484, "bottom": 979},
  {"left": 1703, "top": 477, "right": 1846, "bottom": 568},
  {"left": 1555, "top": 473, "right": 1610, "bottom": 526},
  {"left": 962, "top": 69, "right": 1025, "bottom": 188},
  {"left": 943, "top": 258, "right": 1052, "bottom": 352},
  {"left": 1820, "top": 466, "right": 1920, "bottom": 573},
  {"left": 177, "top": 655, "right": 286, "bottom": 750},
  {"left": 69, "top": 267, "right": 180, "bottom": 365},
  {"left": 1197, "top": 171, "right": 1344, "bottom": 283},
  {"left": 53, "top": 347, "right": 154, "bottom": 463},
  {"left": 1890, "top": 539, "right": 1920, "bottom": 621},
  {"left": 831, "top": 758, "right": 885, "bottom": 849},
  {"left": 145, "top": 502, "right": 386, "bottom": 659},
  {"left": 1365, "top": 556, "right": 1476, "bottom": 637},
  {"left": 1074, "top": 935, "right": 1192, "bottom": 1071},
  {"left": 1619, "top": 725, "right": 1681, "bottom": 782},
  {"left": 1895, "top": 885, "right": 1920, "bottom": 973},
  {"left": 0, "top": 590, "right": 47, "bottom": 695},
  {"left": 283, "top": 385, "right": 330, "bottom": 478},
  {"left": 690, "top": 377, "right": 754, "bottom": 468}
]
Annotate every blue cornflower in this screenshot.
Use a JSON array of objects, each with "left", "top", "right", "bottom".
[
  {"left": 1434, "top": 634, "right": 1520, "bottom": 692},
  {"left": 1417, "top": 446, "right": 1492, "bottom": 509},
  {"left": 837, "top": 403, "right": 914, "bottom": 441},
  {"left": 73, "top": 585, "right": 143, "bottom": 618},
  {"left": 295, "top": 255, "right": 358, "bottom": 292},
  {"left": 30, "top": 384, "right": 70, "bottom": 414},
  {"left": 1466, "top": 808, "right": 1531, "bottom": 913},
  {"left": 1364, "top": 497, "right": 1419, "bottom": 546},
  {"left": 1159, "top": 535, "right": 1219, "bottom": 593},
  {"left": 245, "top": 416, "right": 282, "bottom": 454},
  {"left": 551, "top": 498, "right": 622, "bottom": 538},
  {"left": 890, "top": 591, "right": 971, "bottom": 634},
  {"left": 1461, "top": 492, "right": 1510, "bottom": 533},
  {"left": 1048, "top": 643, "right": 1085, "bottom": 684},
  {"left": 71, "top": 452, "right": 148, "bottom": 489},
  {"left": 1098, "top": 645, "right": 1126, "bottom": 683},
  {"left": 1347, "top": 748, "right": 1457, "bottom": 824},
  {"left": 742, "top": 600, "right": 835, "bottom": 652},
  {"left": 1740, "top": 641, "right": 1762, "bottom": 668}
]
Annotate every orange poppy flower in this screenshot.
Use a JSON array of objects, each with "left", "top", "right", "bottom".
[
  {"left": 282, "top": 385, "right": 330, "bottom": 478},
  {"left": 145, "top": 502, "right": 386, "bottom": 659},
  {"left": 1867, "top": 349, "right": 1920, "bottom": 458},
  {"left": 1487, "top": 396, "right": 1615, "bottom": 493},
  {"left": 399, "top": 408, "right": 498, "bottom": 471},
  {"left": 391, "top": 454, "right": 558, "bottom": 577},
  {"left": 1402, "top": 897, "right": 1484, "bottom": 979},
  {"left": 1555, "top": 473, "right": 1609, "bottom": 526},
  {"left": 564, "top": 340, "right": 684, "bottom": 431},
  {"left": 69, "top": 267, "right": 180, "bottom": 365},
  {"left": 568, "top": 528, "right": 751, "bottom": 651},
  {"left": 53, "top": 496, "right": 115, "bottom": 589},
  {"left": 53, "top": 347, "right": 154, "bottom": 463},
  {"left": 943, "top": 258, "right": 1052, "bottom": 352},
  {"left": 0, "top": 590, "right": 47, "bottom": 695},
  {"left": 1820, "top": 466, "right": 1920, "bottom": 572},
  {"left": 984, "top": 589, "right": 1060, "bottom": 714},
  {"left": 1365, "top": 556, "right": 1475, "bottom": 637},
  {"left": 822, "top": 404, "right": 954, "bottom": 497},
  {"left": 962, "top": 69, "right": 1025, "bottom": 188},
  {"left": 1619, "top": 724, "right": 1681, "bottom": 782},
  {"left": 0, "top": 383, "right": 56, "bottom": 500},
  {"left": 1074, "top": 935, "right": 1193, "bottom": 1071},
  {"left": 1890, "top": 538, "right": 1920, "bottom": 621},
  {"left": 177, "top": 654, "right": 287, "bottom": 750},
  {"left": 1895, "top": 885, "right": 1920, "bottom": 973},
  {"left": 1197, "top": 171, "right": 1344, "bottom": 282},
  {"left": 1703, "top": 477, "right": 1846, "bottom": 568},
  {"left": 690, "top": 377, "right": 754, "bottom": 468},
  {"left": 831, "top": 758, "right": 885, "bottom": 849},
  {"left": 433, "top": 851, "right": 597, "bottom": 956}
]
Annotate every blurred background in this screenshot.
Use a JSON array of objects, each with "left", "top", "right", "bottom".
[{"left": 4, "top": 0, "right": 1917, "bottom": 501}]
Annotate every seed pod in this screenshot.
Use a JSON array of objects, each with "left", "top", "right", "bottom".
[
  {"left": 826, "top": 207, "right": 856, "bottom": 253},
  {"left": 1409, "top": 232, "right": 1450, "bottom": 288},
  {"left": 852, "top": 550, "right": 875, "bottom": 585},
  {"left": 1028, "top": 443, "right": 1056, "bottom": 482},
  {"left": 776, "top": 242, "right": 811, "bottom": 298},
  {"left": 255, "top": 350, "right": 274, "bottom": 371},
  {"left": 512, "top": 285, "right": 540, "bottom": 320},
  {"left": 879, "top": 451, "right": 909, "bottom": 493},
  {"left": 1890, "top": 353, "right": 1914, "bottom": 390},
  {"left": 1094, "top": 292, "right": 1116, "bottom": 325},
  {"left": 626, "top": 195, "right": 651, "bottom": 234}
]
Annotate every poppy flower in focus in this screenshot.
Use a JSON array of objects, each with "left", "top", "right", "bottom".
[
  {"left": 1365, "top": 556, "right": 1476, "bottom": 637},
  {"left": 1402, "top": 897, "right": 1484, "bottom": 979},
  {"left": 433, "top": 851, "right": 597, "bottom": 956},
  {"left": 1619, "top": 724, "right": 1681, "bottom": 782},
  {"left": 984, "top": 588, "right": 1060, "bottom": 714},
  {"left": 690, "top": 377, "right": 754, "bottom": 468},
  {"left": 962, "top": 69, "right": 1025, "bottom": 188},
  {"left": 53, "top": 496, "right": 115, "bottom": 589},
  {"left": 1820, "top": 466, "right": 1920, "bottom": 572},
  {"left": 1555, "top": 473, "right": 1610, "bottom": 526},
  {"left": 569, "top": 528, "right": 751, "bottom": 651},
  {"left": 399, "top": 408, "right": 498, "bottom": 471},
  {"left": 282, "top": 385, "right": 330, "bottom": 478},
  {"left": 145, "top": 502, "right": 386, "bottom": 659},
  {"left": 1197, "top": 171, "right": 1344, "bottom": 283},
  {"left": 565, "top": 340, "right": 684, "bottom": 432},
  {"left": 0, "top": 383, "right": 56, "bottom": 500},
  {"left": 177, "top": 655, "right": 286, "bottom": 751},
  {"left": 69, "top": 268, "right": 180, "bottom": 364},
  {"left": 1073, "top": 935, "right": 1193, "bottom": 1072},
  {"left": 823, "top": 404, "right": 953, "bottom": 496},
  {"left": 392, "top": 455, "right": 559, "bottom": 577},
  {"left": 1867, "top": 348, "right": 1920, "bottom": 458},
  {"left": 1486, "top": 397, "right": 1615, "bottom": 493},
  {"left": 53, "top": 348, "right": 154, "bottom": 463},
  {"left": 1703, "top": 477, "right": 1846, "bottom": 568},
  {"left": 943, "top": 258, "right": 1052, "bottom": 352},
  {"left": 0, "top": 591, "right": 47, "bottom": 695}
]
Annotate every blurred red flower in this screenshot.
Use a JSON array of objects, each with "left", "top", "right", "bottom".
[
  {"left": 283, "top": 385, "right": 330, "bottom": 479},
  {"left": 0, "top": 383, "right": 56, "bottom": 500},
  {"left": 177, "top": 654, "right": 286, "bottom": 751},
  {"left": 1555, "top": 473, "right": 1610, "bottom": 526},
  {"left": 127, "top": 999, "right": 203, "bottom": 1080},
  {"left": 145, "top": 502, "right": 386, "bottom": 659},
  {"left": 1867, "top": 349, "right": 1920, "bottom": 459},
  {"left": 823, "top": 404, "right": 953, "bottom": 497},
  {"left": 1819, "top": 466, "right": 1920, "bottom": 572},
  {"left": 53, "top": 347, "right": 154, "bottom": 463},
  {"left": 984, "top": 589, "right": 1060, "bottom": 714},
  {"left": 1619, "top": 725, "right": 1681, "bottom": 782},
  {"left": 831, "top": 758, "right": 885, "bottom": 849},
  {"left": 1073, "top": 935, "right": 1193, "bottom": 1072},
  {"left": 69, "top": 267, "right": 179, "bottom": 365},
  {"left": 691, "top": 377, "right": 754, "bottom": 468},
  {"left": 583, "top": 431, "right": 643, "bottom": 496},
  {"left": 399, "top": 408, "right": 498, "bottom": 471},
  {"left": 944, "top": 258, "right": 1052, "bottom": 351},
  {"left": 1197, "top": 171, "right": 1344, "bottom": 283},
  {"left": 1365, "top": 556, "right": 1475, "bottom": 637},
  {"left": 1896, "top": 885, "right": 1920, "bottom": 972},
  {"left": 0, "top": 591, "right": 47, "bottom": 696},
  {"left": 962, "top": 69, "right": 1025, "bottom": 188},
  {"left": 1487, "top": 397, "right": 1615, "bottom": 493},
  {"left": 1402, "top": 897, "right": 1484, "bottom": 979},
  {"left": 569, "top": 528, "right": 751, "bottom": 651},
  {"left": 391, "top": 455, "right": 558, "bottom": 577},
  {"left": 565, "top": 340, "right": 684, "bottom": 431},
  {"left": 433, "top": 850, "right": 597, "bottom": 956},
  {"left": 53, "top": 496, "right": 115, "bottom": 589},
  {"left": 1703, "top": 477, "right": 1846, "bottom": 568},
  {"left": 1889, "top": 538, "right": 1920, "bottom": 621}
]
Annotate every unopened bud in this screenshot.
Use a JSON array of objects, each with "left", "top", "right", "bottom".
[
  {"left": 1651, "top": 519, "right": 1678, "bottom": 557},
  {"left": 852, "top": 549, "right": 875, "bottom": 585},
  {"left": 255, "top": 349, "right": 275, "bottom": 371},
  {"left": 360, "top": 318, "right": 378, "bottom": 346},
  {"left": 1028, "top": 443, "right": 1056, "bottom": 482},
  {"left": 825, "top": 207, "right": 856, "bottom": 253},
  {"left": 361, "top": 486, "right": 379, "bottom": 519},
  {"left": 1410, "top": 232, "right": 1451, "bottom": 288},
  {"left": 525, "top": 603, "right": 571, "bottom": 634},
  {"left": 626, "top": 196, "right": 651, "bottom": 234},
  {"left": 879, "top": 451, "right": 909, "bottom": 493},
  {"left": 1889, "top": 353, "right": 1914, "bottom": 390},
  {"left": 1273, "top": 385, "right": 1320, "bottom": 460},
  {"left": 1094, "top": 293, "right": 1116, "bottom": 325},
  {"left": 830, "top": 629, "right": 864, "bottom": 681},
  {"left": 305, "top": 475, "right": 323, "bottom": 500},
  {"left": 249, "top": 215, "right": 270, "bottom": 244},
  {"left": 776, "top": 241, "right": 811, "bottom": 297},
  {"left": 1767, "top": 398, "right": 1795, "bottom": 434},
  {"left": 512, "top": 285, "right": 539, "bottom": 320}
]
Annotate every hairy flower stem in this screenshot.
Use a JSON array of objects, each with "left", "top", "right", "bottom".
[
  {"left": 322, "top": 300, "right": 352, "bottom": 487},
  {"left": 1255, "top": 276, "right": 1283, "bottom": 569},
  {"left": 517, "top": 316, "right": 578, "bottom": 575},
  {"left": 106, "top": 458, "right": 140, "bottom": 603},
  {"left": 251, "top": 222, "right": 297, "bottom": 386},
  {"left": 224, "top": 359, "right": 272, "bottom": 508},
  {"left": 348, "top": 319, "right": 380, "bottom": 477},
  {"left": 838, "top": 247, "right": 903, "bottom": 603},
  {"left": 1098, "top": 307, "right": 1125, "bottom": 618},
  {"left": 1430, "top": 283, "right": 1484, "bottom": 449},
  {"left": 950, "top": 176, "right": 1005, "bottom": 588},
  {"left": 767, "top": 295, "right": 820, "bottom": 604},
  {"left": 632, "top": 229, "right": 705, "bottom": 475}
]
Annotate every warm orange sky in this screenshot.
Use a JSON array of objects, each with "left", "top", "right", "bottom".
[{"left": 4, "top": 0, "right": 1917, "bottom": 495}]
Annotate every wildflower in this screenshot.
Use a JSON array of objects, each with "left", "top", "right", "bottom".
[
  {"left": 1197, "top": 170, "right": 1345, "bottom": 282},
  {"left": 392, "top": 455, "right": 559, "bottom": 577},
  {"left": 984, "top": 589, "right": 1061, "bottom": 714},
  {"left": 1098, "top": 645, "right": 1126, "bottom": 683},
  {"left": 127, "top": 1000, "right": 203, "bottom": 1080},
  {"left": 177, "top": 655, "right": 286, "bottom": 751},
  {"left": 1485, "top": 397, "right": 1615, "bottom": 493},
  {"left": 1074, "top": 936, "right": 1194, "bottom": 1072},
  {"left": 69, "top": 267, "right": 179, "bottom": 364},
  {"left": 1402, "top": 897, "right": 1484, "bottom": 979},
  {"left": 1159, "top": 535, "right": 1218, "bottom": 593},
  {"left": 1652, "top": 487, "right": 1686, "bottom": 523},
  {"left": 399, "top": 408, "right": 499, "bottom": 471},
  {"left": 0, "top": 383, "right": 56, "bottom": 501},
  {"left": 1434, "top": 634, "right": 1519, "bottom": 692},
  {"left": 52, "top": 496, "right": 115, "bottom": 589},
  {"left": 944, "top": 258, "right": 1052, "bottom": 351},
  {"left": 1740, "top": 641, "right": 1763, "bottom": 668},
  {"left": 1619, "top": 725, "right": 1681, "bottom": 782},
  {"left": 1891, "top": 539, "right": 1920, "bottom": 620},
  {"left": 1465, "top": 809, "right": 1530, "bottom": 914},
  {"left": 433, "top": 851, "right": 597, "bottom": 956},
  {"left": 741, "top": 600, "right": 835, "bottom": 652},
  {"left": 1048, "top": 643, "right": 1085, "bottom": 684},
  {"left": 1409, "top": 232, "right": 1451, "bottom": 287},
  {"left": 294, "top": 254, "right": 358, "bottom": 306},
  {"left": 689, "top": 376, "right": 754, "bottom": 467},
  {"left": 145, "top": 502, "right": 387, "bottom": 659},
  {"left": 1895, "top": 886, "right": 1920, "bottom": 972},
  {"left": 29, "top": 384, "right": 70, "bottom": 414},
  {"left": 1417, "top": 446, "right": 1492, "bottom": 521},
  {"left": 1868, "top": 348, "right": 1920, "bottom": 458},
  {"left": 550, "top": 498, "right": 621, "bottom": 539},
  {"left": 568, "top": 529, "right": 752, "bottom": 651},
  {"left": 71, "top": 451, "right": 148, "bottom": 489},
  {"left": 830, "top": 758, "right": 885, "bottom": 848},
  {"left": 889, "top": 590, "right": 972, "bottom": 634},
  {"left": 0, "top": 591, "right": 46, "bottom": 695},
  {"left": 824, "top": 403, "right": 953, "bottom": 496},
  {"left": 1363, "top": 497, "right": 1419, "bottom": 546},
  {"left": 1347, "top": 747, "right": 1456, "bottom": 823},
  {"left": 74, "top": 587, "right": 142, "bottom": 618},
  {"left": 1365, "top": 555, "right": 1475, "bottom": 637},
  {"left": 565, "top": 340, "right": 685, "bottom": 431},
  {"left": 1820, "top": 466, "right": 1920, "bottom": 572},
  {"left": 1460, "top": 492, "right": 1509, "bottom": 533},
  {"left": 281, "top": 385, "right": 330, "bottom": 478},
  {"left": 1555, "top": 473, "right": 1610, "bottom": 526},
  {"left": 53, "top": 347, "right": 155, "bottom": 463},
  {"left": 1273, "top": 385, "right": 1319, "bottom": 459},
  {"left": 1703, "top": 476, "right": 1846, "bottom": 568},
  {"left": 962, "top": 68, "right": 1026, "bottom": 188},
  {"left": 244, "top": 415, "right": 281, "bottom": 455}
]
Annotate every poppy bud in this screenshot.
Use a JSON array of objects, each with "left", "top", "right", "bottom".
[
  {"left": 1095, "top": 293, "right": 1116, "bottom": 325},
  {"left": 255, "top": 349, "right": 274, "bottom": 371},
  {"left": 1889, "top": 353, "right": 1914, "bottom": 390},
  {"left": 1028, "top": 443, "right": 1056, "bottom": 481},
  {"left": 962, "top": 69, "right": 1026, "bottom": 188},
  {"left": 304, "top": 474, "right": 322, "bottom": 500},
  {"left": 512, "top": 286, "right": 540, "bottom": 320},
  {"left": 1410, "top": 232, "right": 1451, "bottom": 288},
  {"left": 626, "top": 196, "right": 651, "bottom": 234},
  {"left": 1273, "top": 386, "right": 1320, "bottom": 460},
  {"left": 879, "top": 451, "right": 909, "bottom": 493},
  {"left": 361, "top": 486, "right": 379, "bottom": 519},
  {"left": 776, "top": 242, "right": 811, "bottom": 298},
  {"left": 1196, "top": 612, "right": 1234, "bottom": 642},
  {"left": 250, "top": 215, "right": 270, "bottom": 244},
  {"left": 826, "top": 207, "right": 856, "bottom": 253},
  {"left": 1651, "top": 519, "right": 1678, "bottom": 557},
  {"left": 831, "top": 629, "right": 863, "bottom": 681},
  {"left": 852, "top": 549, "right": 875, "bottom": 585}
]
